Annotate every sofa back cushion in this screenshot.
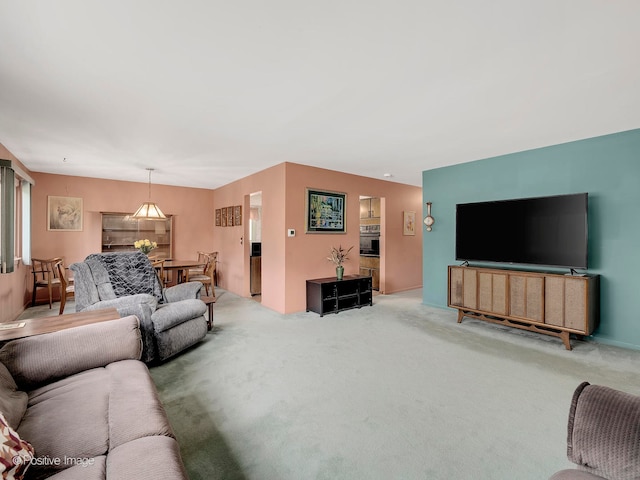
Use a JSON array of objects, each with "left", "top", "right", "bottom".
[
  {"left": 567, "top": 382, "right": 640, "bottom": 480},
  {"left": 0, "top": 363, "right": 27, "bottom": 430},
  {"left": 0, "top": 316, "right": 143, "bottom": 390}
]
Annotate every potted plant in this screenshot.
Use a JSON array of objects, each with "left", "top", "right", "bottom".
[{"left": 327, "top": 245, "right": 354, "bottom": 280}]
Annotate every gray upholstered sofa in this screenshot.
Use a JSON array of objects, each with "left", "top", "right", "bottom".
[
  {"left": 0, "top": 316, "right": 188, "bottom": 480},
  {"left": 550, "top": 381, "right": 640, "bottom": 480},
  {"left": 71, "top": 252, "right": 207, "bottom": 362}
]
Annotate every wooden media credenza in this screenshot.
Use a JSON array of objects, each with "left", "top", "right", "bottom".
[{"left": 448, "top": 265, "right": 599, "bottom": 350}]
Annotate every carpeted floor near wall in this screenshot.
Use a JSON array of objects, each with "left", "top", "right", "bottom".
[{"left": 144, "top": 289, "right": 638, "bottom": 480}]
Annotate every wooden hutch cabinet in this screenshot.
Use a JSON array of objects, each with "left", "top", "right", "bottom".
[
  {"left": 101, "top": 212, "right": 173, "bottom": 259},
  {"left": 448, "top": 265, "right": 599, "bottom": 350}
]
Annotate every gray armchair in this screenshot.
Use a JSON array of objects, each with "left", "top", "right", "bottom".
[
  {"left": 550, "top": 382, "right": 640, "bottom": 480},
  {"left": 71, "top": 252, "right": 207, "bottom": 362}
]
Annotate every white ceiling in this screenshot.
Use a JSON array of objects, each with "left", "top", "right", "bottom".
[{"left": 1, "top": 1, "right": 639, "bottom": 190}]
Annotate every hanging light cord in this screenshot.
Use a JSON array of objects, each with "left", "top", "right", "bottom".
[{"left": 147, "top": 169, "right": 152, "bottom": 200}]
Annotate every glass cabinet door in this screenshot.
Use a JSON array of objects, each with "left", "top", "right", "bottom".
[{"left": 101, "top": 212, "right": 173, "bottom": 259}]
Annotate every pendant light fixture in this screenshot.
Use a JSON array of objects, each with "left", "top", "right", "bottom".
[{"left": 132, "top": 168, "right": 166, "bottom": 220}]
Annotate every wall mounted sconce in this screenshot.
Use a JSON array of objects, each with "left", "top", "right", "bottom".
[{"left": 423, "top": 202, "right": 435, "bottom": 232}]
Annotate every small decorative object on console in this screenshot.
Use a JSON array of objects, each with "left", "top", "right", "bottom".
[{"left": 327, "top": 245, "right": 353, "bottom": 280}]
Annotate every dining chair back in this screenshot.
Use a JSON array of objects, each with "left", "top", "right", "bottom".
[
  {"left": 187, "top": 255, "right": 216, "bottom": 297},
  {"left": 151, "top": 259, "right": 168, "bottom": 288},
  {"left": 55, "top": 261, "right": 75, "bottom": 314},
  {"left": 32, "top": 257, "right": 64, "bottom": 308}
]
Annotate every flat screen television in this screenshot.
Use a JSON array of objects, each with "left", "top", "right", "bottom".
[{"left": 455, "top": 193, "right": 588, "bottom": 269}]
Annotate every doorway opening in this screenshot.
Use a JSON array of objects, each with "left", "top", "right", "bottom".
[
  {"left": 249, "top": 192, "right": 262, "bottom": 301},
  {"left": 359, "top": 195, "right": 382, "bottom": 292}
]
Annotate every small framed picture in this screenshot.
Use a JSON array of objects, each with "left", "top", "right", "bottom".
[
  {"left": 234, "top": 205, "right": 242, "bottom": 226},
  {"left": 215, "top": 209, "right": 221, "bottom": 226},
  {"left": 47, "top": 196, "right": 83, "bottom": 231},
  {"left": 221, "top": 208, "right": 227, "bottom": 227},
  {"left": 403, "top": 211, "right": 416, "bottom": 236},
  {"left": 227, "top": 206, "right": 234, "bottom": 226}
]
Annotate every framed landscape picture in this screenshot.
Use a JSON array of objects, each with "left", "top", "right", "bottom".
[
  {"left": 305, "top": 188, "right": 346, "bottom": 233},
  {"left": 47, "top": 196, "right": 83, "bottom": 231}
]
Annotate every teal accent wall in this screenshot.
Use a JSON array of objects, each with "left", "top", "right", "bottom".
[{"left": 422, "top": 129, "right": 640, "bottom": 349}]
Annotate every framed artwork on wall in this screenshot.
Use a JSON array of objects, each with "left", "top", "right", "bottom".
[
  {"left": 221, "top": 208, "right": 227, "bottom": 227},
  {"left": 234, "top": 205, "right": 242, "bottom": 226},
  {"left": 215, "top": 209, "right": 221, "bottom": 226},
  {"left": 47, "top": 196, "right": 83, "bottom": 231},
  {"left": 403, "top": 211, "right": 416, "bottom": 236},
  {"left": 227, "top": 206, "right": 234, "bottom": 226},
  {"left": 305, "top": 188, "right": 346, "bottom": 233}
]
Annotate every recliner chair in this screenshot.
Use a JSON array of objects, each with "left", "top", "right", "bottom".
[
  {"left": 71, "top": 251, "right": 208, "bottom": 362},
  {"left": 550, "top": 381, "right": 640, "bottom": 480}
]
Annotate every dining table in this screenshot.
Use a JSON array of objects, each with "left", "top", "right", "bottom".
[{"left": 162, "top": 259, "right": 206, "bottom": 285}]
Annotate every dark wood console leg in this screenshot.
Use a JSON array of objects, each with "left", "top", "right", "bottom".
[{"left": 457, "top": 310, "right": 464, "bottom": 323}]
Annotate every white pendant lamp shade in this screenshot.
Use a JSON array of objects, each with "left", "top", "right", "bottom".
[
  {"left": 132, "top": 168, "right": 166, "bottom": 220},
  {"left": 132, "top": 201, "right": 166, "bottom": 219}
]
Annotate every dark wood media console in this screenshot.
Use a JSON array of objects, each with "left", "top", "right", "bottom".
[
  {"left": 448, "top": 265, "right": 599, "bottom": 350},
  {"left": 306, "top": 275, "right": 373, "bottom": 316}
]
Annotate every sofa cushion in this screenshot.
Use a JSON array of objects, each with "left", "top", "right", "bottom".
[
  {"left": 0, "top": 362, "right": 27, "bottom": 429},
  {"left": 106, "top": 360, "right": 175, "bottom": 449},
  {"left": 107, "top": 436, "right": 188, "bottom": 479},
  {"left": 44, "top": 456, "right": 106, "bottom": 480},
  {"left": 18, "top": 359, "right": 177, "bottom": 479},
  {"left": 0, "top": 410, "right": 34, "bottom": 480},
  {"left": 152, "top": 299, "right": 207, "bottom": 333},
  {"left": 18, "top": 368, "right": 110, "bottom": 478}
]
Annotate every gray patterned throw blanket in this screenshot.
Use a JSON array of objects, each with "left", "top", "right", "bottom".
[{"left": 86, "top": 252, "right": 163, "bottom": 301}]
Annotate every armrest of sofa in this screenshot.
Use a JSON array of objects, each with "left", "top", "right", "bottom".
[
  {"left": 164, "top": 281, "right": 202, "bottom": 303},
  {"left": 83, "top": 293, "right": 158, "bottom": 314},
  {"left": 0, "top": 316, "right": 143, "bottom": 390},
  {"left": 152, "top": 299, "right": 207, "bottom": 333}
]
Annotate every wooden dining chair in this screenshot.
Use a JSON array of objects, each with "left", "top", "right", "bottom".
[
  {"left": 55, "top": 261, "right": 75, "bottom": 315},
  {"left": 186, "top": 255, "right": 216, "bottom": 297},
  {"left": 187, "top": 251, "right": 213, "bottom": 278},
  {"left": 32, "top": 257, "right": 64, "bottom": 308},
  {"left": 151, "top": 259, "right": 168, "bottom": 288}
]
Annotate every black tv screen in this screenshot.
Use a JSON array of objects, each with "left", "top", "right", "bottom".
[{"left": 455, "top": 193, "right": 588, "bottom": 269}]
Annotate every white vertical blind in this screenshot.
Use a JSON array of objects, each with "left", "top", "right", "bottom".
[{"left": 21, "top": 180, "right": 31, "bottom": 265}]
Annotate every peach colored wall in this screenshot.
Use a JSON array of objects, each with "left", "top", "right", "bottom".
[
  {"left": 27, "top": 173, "right": 214, "bottom": 308},
  {"left": 213, "top": 162, "right": 423, "bottom": 314},
  {"left": 284, "top": 163, "right": 423, "bottom": 312},
  {"left": 212, "top": 163, "right": 287, "bottom": 313},
  {"left": 0, "top": 144, "right": 32, "bottom": 323}
]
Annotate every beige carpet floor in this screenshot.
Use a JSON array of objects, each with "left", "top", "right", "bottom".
[{"left": 140, "top": 289, "right": 638, "bottom": 480}]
